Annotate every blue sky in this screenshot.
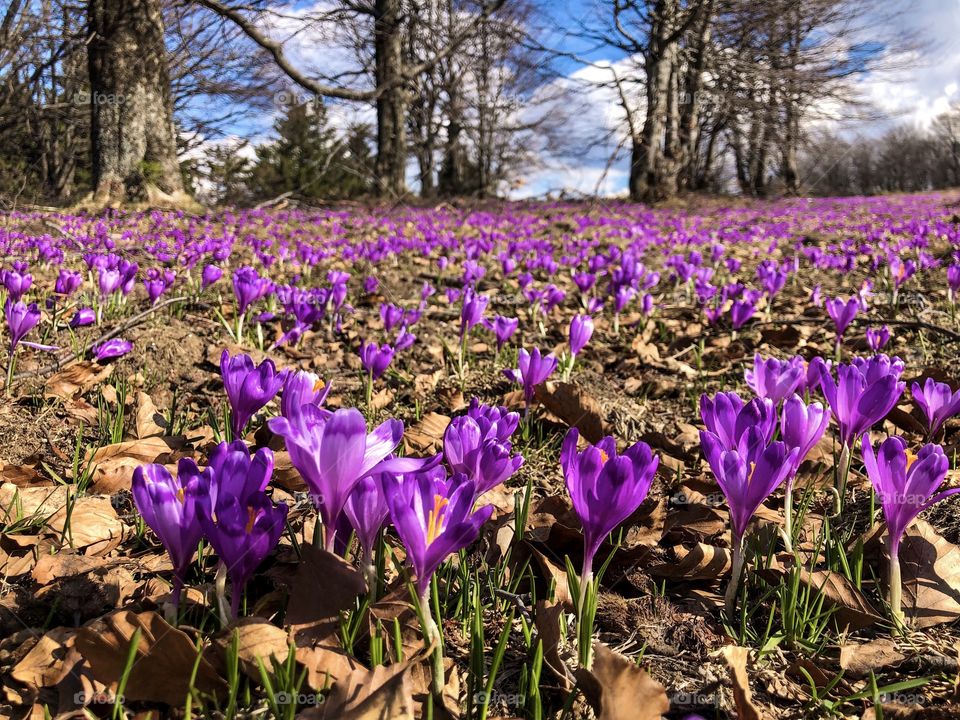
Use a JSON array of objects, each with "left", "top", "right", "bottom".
[{"left": 192, "top": 0, "right": 960, "bottom": 198}]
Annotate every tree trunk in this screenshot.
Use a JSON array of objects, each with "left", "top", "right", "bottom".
[
  {"left": 374, "top": 0, "right": 408, "bottom": 197},
  {"left": 87, "top": 0, "right": 186, "bottom": 206},
  {"left": 678, "top": 0, "right": 713, "bottom": 191}
]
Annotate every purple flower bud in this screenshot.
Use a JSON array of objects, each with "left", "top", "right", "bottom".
[
  {"left": 93, "top": 338, "right": 132, "bottom": 361},
  {"left": 220, "top": 350, "right": 286, "bottom": 437},
  {"left": 201, "top": 264, "right": 223, "bottom": 289},
  {"left": 69, "top": 307, "right": 96, "bottom": 328},
  {"left": 569, "top": 314, "right": 594, "bottom": 356},
  {"left": 4, "top": 299, "right": 40, "bottom": 353},
  {"left": 359, "top": 342, "right": 394, "bottom": 380}
]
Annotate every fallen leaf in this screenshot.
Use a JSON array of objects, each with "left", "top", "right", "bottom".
[
  {"left": 87, "top": 436, "right": 185, "bottom": 493},
  {"left": 307, "top": 659, "right": 416, "bottom": 720},
  {"left": 11, "top": 627, "right": 76, "bottom": 689},
  {"left": 135, "top": 391, "right": 168, "bottom": 439},
  {"left": 718, "top": 645, "right": 762, "bottom": 720},
  {"left": 402, "top": 412, "right": 450, "bottom": 455},
  {"left": 535, "top": 381, "right": 606, "bottom": 443},
  {"left": 286, "top": 544, "right": 367, "bottom": 640},
  {"left": 214, "top": 619, "right": 291, "bottom": 681},
  {"left": 798, "top": 570, "right": 882, "bottom": 632},
  {"left": 649, "top": 543, "right": 730, "bottom": 581},
  {"left": 45, "top": 361, "right": 113, "bottom": 400},
  {"left": 576, "top": 642, "right": 670, "bottom": 720},
  {"left": 896, "top": 520, "right": 960, "bottom": 629},
  {"left": 839, "top": 638, "right": 907, "bottom": 679},
  {"left": 76, "top": 610, "right": 225, "bottom": 704},
  {"left": 0, "top": 482, "right": 69, "bottom": 524},
  {"left": 47, "top": 495, "right": 125, "bottom": 556},
  {"left": 534, "top": 600, "right": 574, "bottom": 691}
]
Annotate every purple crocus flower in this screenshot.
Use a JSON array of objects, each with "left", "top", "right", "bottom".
[
  {"left": 2, "top": 266, "right": 32, "bottom": 301},
  {"left": 569, "top": 314, "right": 594, "bottom": 356},
  {"left": 866, "top": 325, "right": 891, "bottom": 352},
  {"left": 729, "top": 299, "right": 757, "bottom": 329},
  {"left": 268, "top": 407, "right": 423, "bottom": 551},
  {"left": 443, "top": 415, "right": 524, "bottom": 496},
  {"left": 861, "top": 436, "right": 956, "bottom": 626},
  {"left": 132, "top": 459, "right": 206, "bottom": 611},
  {"left": 486, "top": 315, "right": 519, "bottom": 352},
  {"left": 220, "top": 350, "right": 286, "bottom": 437},
  {"left": 948, "top": 265, "right": 960, "bottom": 302},
  {"left": 201, "top": 265, "right": 223, "bottom": 289},
  {"left": 460, "top": 290, "right": 489, "bottom": 339},
  {"left": 383, "top": 470, "right": 493, "bottom": 597},
  {"left": 561, "top": 428, "right": 659, "bottom": 583},
  {"left": 466, "top": 397, "right": 520, "bottom": 442},
  {"left": 744, "top": 354, "right": 805, "bottom": 405},
  {"left": 232, "top": 266, "right": 271, "bottom": 314},
  {"left": 504, "top": 347, "right": 558, "bottom": 413},
  {"left": 394, "top": 328, "right": 417, "bottom": 352},
  {"left": 98, "top": 267, "right": 121, "bottom": 296},
  {"left": 55, "top": 269, "right": 83, "bottom": 297},
  {"left": 911, "top": 377, "right": 960, "bottom": 437},
  {"left": 280, "top": 369, "right": 330, "bottom": 421},
  {"left": 700, "top": 430, "right": 798, "bottom": 613},
  {"left": 192, "top": 442, "right": 288, "bottom": 618},
  {"left": 699, "top": 391, "right": 777, "bottom": 461},
  {"left": 779, "top": 394, "right": 830, "bottom": 548},
  {"left": 819, "top": 358, "right": 905, "bottom": 448},
  {"left": 343, "top": 472, "right": 391, "bottom": 564},
  {"left": 69, "top": 308, "right": 96, "bottom": 328},
  {"left": 380, "top": 303, "right": 405, "bottom": 333},
  {"left": 5, "top": 300, "right": 40, "bottom": 353},
  {"left": 93, "top": 338, "right": 132, "bottom": 361},
  {"left": 826, "top": 296, "right": 859, "bottom": 342},
  {"left": 364, "top": 275, "right": 379, "bottom": 294},
  {"left": 359, "top": 341, "right": 394, "bottom": 381}
]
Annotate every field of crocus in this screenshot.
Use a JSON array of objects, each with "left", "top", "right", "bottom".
[{"left": 2, "top": 192, "right": 960, "bottom": 719}]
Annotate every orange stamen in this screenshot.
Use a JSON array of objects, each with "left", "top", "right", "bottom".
[
  {"left": 176, "top": 487, "right": 185, "bottom": 504},
  {"left": 312, "top": 378, "right": 326, "bottom": 393},
  {"left": 426, "top": 494, "right": 449, "bottom": 545},
  {"left": 245, "top": 506, "right": 257, "bottom": 533}
]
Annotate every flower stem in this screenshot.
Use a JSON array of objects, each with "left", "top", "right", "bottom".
[
  {"left": 420, "top": 588, "right": 445, "bottom": 696},
  {"left": 724, "top": 537, "right": 745, "bottom": 618},
  {"left": 836, "top": 444, "right": 852, "bottom": 513},
  {"left": 5, "top": 348, "right": 15, "bottom": 397},
  {"left": 783, "top": 480, "right": 795, "bottom": 554},
  {"left": 889, "top": 539, "right": 905, "bottom": 633}
]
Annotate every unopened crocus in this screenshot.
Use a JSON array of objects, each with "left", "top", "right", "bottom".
[
  {"left": 504, "top": 347, "right": 558, "bottom": 417},
  {"left": 866, "top": 325, "right": 891, "bottom": 352},
  {"left": 192, "top": 442, "right": 288, "bottom": 619},
  {"left": 443, "top": 415, "right": 524, "bottom": 495},
  {"left": 562, "top": 428, "right": 659, "bottom": 584},
  {"left": 2, "top": 266, "right": 32, "bottom": 301},
  {"left": 98, "top": 267, "right": 121, "bottom": 297},
  {"left": 383, "top": 469, "right": 493, "bottom": 694},
  {"left": 201, "top": 264, "right": 222, "bottom": 290},
  {"left": 744, "top": 354, "right": 805, "bottom": 405},
  {"left": 232, "top": 266, "right": 270, "bottom": 314},
  {"left": 69, "top": 307, "right": 96, "bottom": 328},
  {"left": 459, "top": 290, "right": 489, "bottom": 340},
  {"left": 486, "top": 315, "right": 519, "bottom": 354},
  {"left": 779, "top": 394, "right": 830, "bottom": 548},
  {"left": 911, "top": 377, "right": 960, "bottom": 437},
  {"left": 861, "top": 436, "right": 957, "bottom": 627},
  {"left": 359, "top": 342, "right": 394, "bottom": 381},
  {"left": 269, "top": 406, "right": 423, "bottom": 551},
  {"left": 343, "top": 473, "right": 391, "bottom": 569},
  {"left": 730, "top": 298, "right": 757, "bottom": 330},
  {"left": 466, "top": 397, "right": 520, "bottom": 442},
  {"left": 55, "top": 269, "right": 83, "bottom": 297},
  {"left": 5, "top": 300, "right": 40, "bottom": 354},
  {"left": 220, "top": 349, "right": 285, "bottom": 438},
  {"left": 395, "top": 328, "right": 417, "bottom": 352},
  {"left": 93, "top": 338, "right": 132, "bottom": 361},
  {"left": 132, "top": 459, "right": 206, "bottom": 613},
  {"left": 700, "top": 430, "right": 798, "bottom": 614},
  {"left": 948, "top": 264, "right": 960, "bottom": 304},
  {"left": 380, "top": 303, "right": 404, "bottom": 333},
  {"left": 569, "top": 314, "right": 594, "bottom": 356},
  {"left": 826, "top": 296, "right": 859, "bottom": 345}
]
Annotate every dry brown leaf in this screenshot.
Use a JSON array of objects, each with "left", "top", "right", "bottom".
[
  {"left": 306, "top": 659, "right": 416, "bottom": 720},
  {"left": 718, "top": 645, "right": 762, "bottom": 720},
  {"left": 798, "top": 570, "right": 882, "bottom": 632},
  {"left": 0, "top": 463, "right": 49, "bottom": 487},
  {"left": 534, "top": 600, "right": 574, "bottom": 691},
  {"left": 839, "top": 638, "right": 907, "bottom": 679},
  {"left": 529, "top": 544, "right": 574, "bottom": 609},
  {"left": 535, "top": 381, "right": 606, "bottom": 443},
  {"left": 0, "top": 482, "right": 69, "bottom": 523},
  {"left": 649, "top": 543, "right": 730, "bottom": 581},
  {"left": 286, "top": 544, "right": 367, "bottom": 639},
  {"left": 87, "top": 436, "right": 185, "bottom": 493},
  {"left": 272, "top": 451, "right": 306, "bottom": 492},
  {"left": 402, "top": 412, "right": 450, "bottom": 455},
  {"left": 135, "top": 391, "right": 168, "bottom": 439},
  {"left": 577, "top": 642, "right": 670, "bottom": 720},
  {"left": 31, "top": 551, "right": 112, "bottom": 585},
  {"left": 47, "top": 495, "right": 124, "bottom": 556},
  {"left": 367, "top": 589, "right": 423, "bottom": 664},
  {"left": 45, "top": 361, "right": 114, "bottom": 400},
  {"left": 214, "top": 619, "right": 291, "bottom": 681},
  {"left": 76, "top": 610, "right": 225, "bottom": 704},
  {"left": 370, "top": 387, "right": 395, "bottom": 411},
  {"left": 896, "top": 520, "right": 960, "bottom": 629},
  {"left": 11, "top": 627, "right": 76, "bottom": 689}
]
